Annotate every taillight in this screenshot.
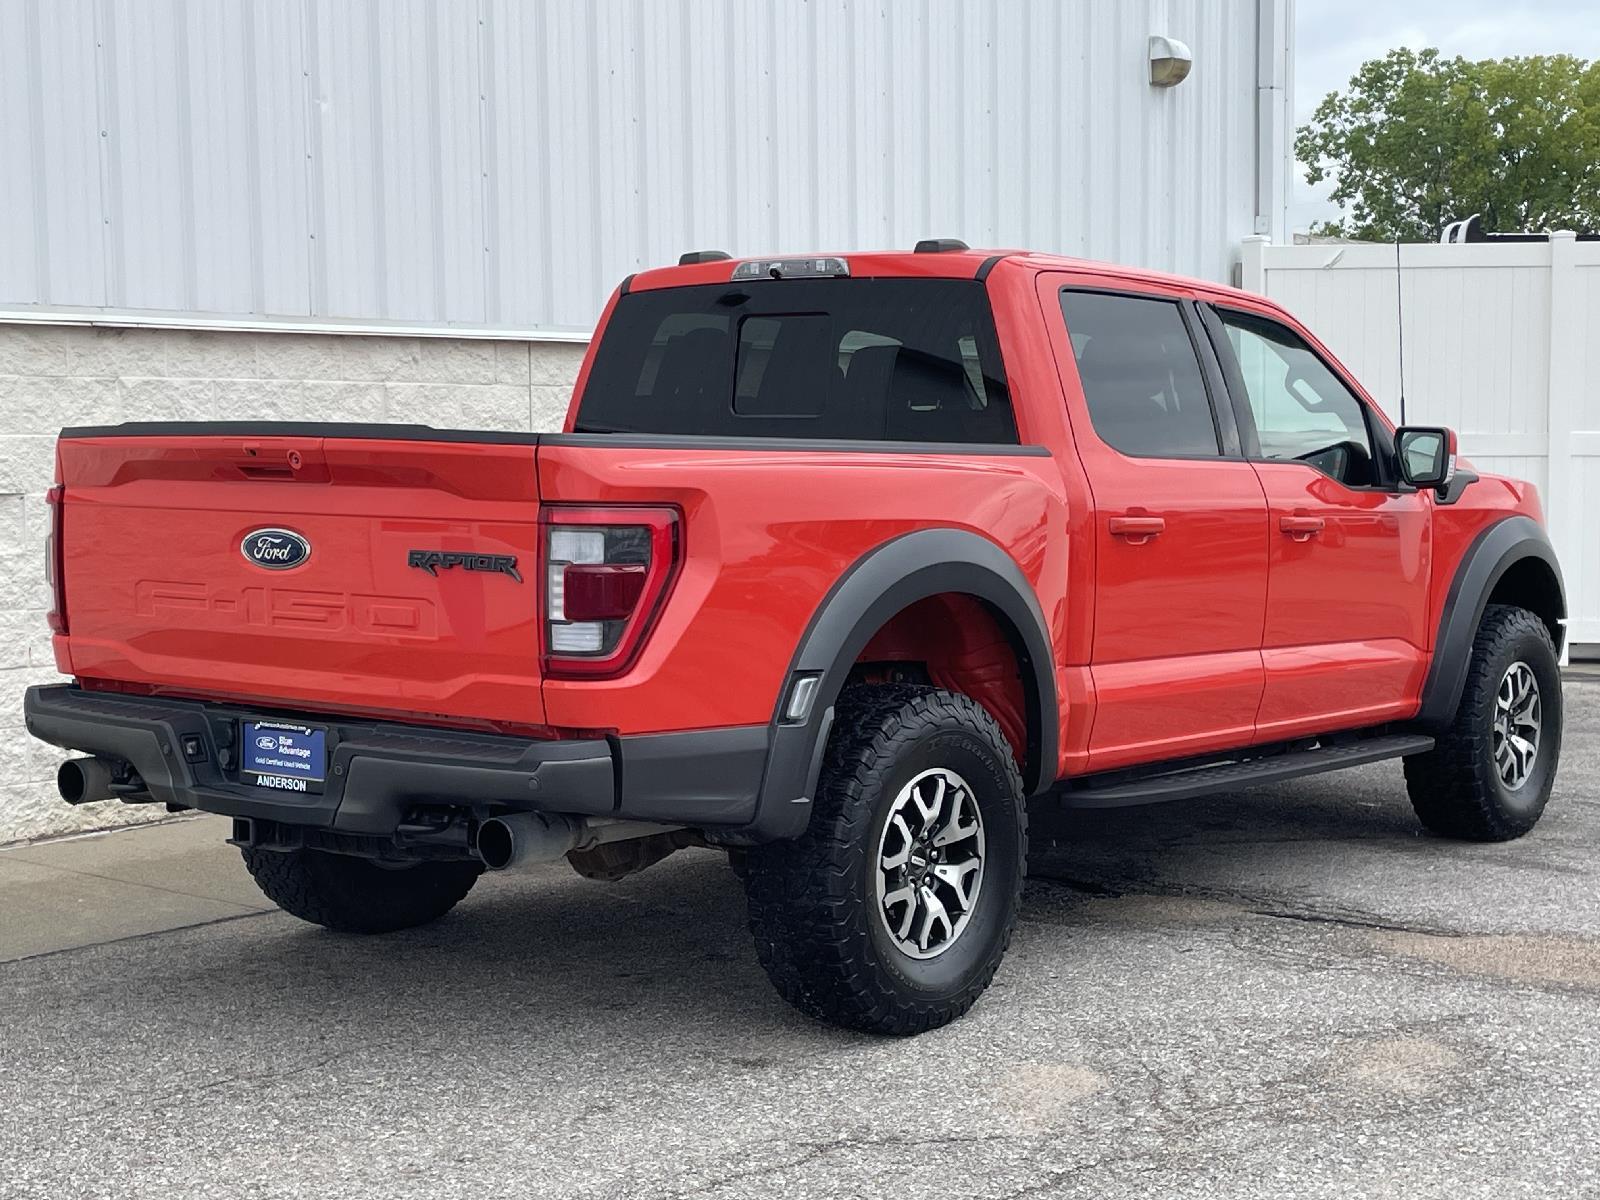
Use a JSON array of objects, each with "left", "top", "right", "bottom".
[
  {"left": 542, "top": 506, "right": 679, "bottom": 678},
  {"left": 44, "top": 484, "right": 66, "bottom": 634}
]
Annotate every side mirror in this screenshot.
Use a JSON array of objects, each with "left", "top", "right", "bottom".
[{"left": 1395, "top": 425, "right": 1457, "bottom": 491}]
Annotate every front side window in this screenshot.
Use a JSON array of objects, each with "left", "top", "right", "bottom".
[
  {"left": 1219, "top": 309, "right": 1378, "bottom": 486},
  {"left": 577, "top": 279, "right": 1016, "bottom": 444},
  {"left": 1059, "top": 291, "right": 1220, "bottom": 458}
]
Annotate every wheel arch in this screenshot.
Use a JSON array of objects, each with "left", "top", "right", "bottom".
[
  {"left": 745, "top": 529, "right": 1059, "bottom": 841},
  {"left": 1418, "top": 514, "right": 1565, "bottom": 729}
]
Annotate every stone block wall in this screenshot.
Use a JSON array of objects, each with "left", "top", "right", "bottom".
[{"left": 0, "top": 323, "right": 587, "bottom": 844}]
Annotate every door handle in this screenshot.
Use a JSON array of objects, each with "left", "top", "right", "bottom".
[
  {"left": 1280, "top": 514, "right": 1325, "bottom": 541},
  {"left": 1108, "top": 515, "right": 1166, "bottom": 543}
]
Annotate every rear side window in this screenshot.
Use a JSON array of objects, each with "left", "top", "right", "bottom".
[
  {"left": 577, "top": 279, "right": 1017, "bottom": 444},
  {"left": 1059, "top": 291, "right": 1220, "bottom": 458}
]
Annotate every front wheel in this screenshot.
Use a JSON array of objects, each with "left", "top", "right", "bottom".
[
  {"left": 1404, "top": 604, "right": 1563, "bottom": 841},
  {"left": 742, "top": 685, "right": 1027, "bottom": 1035}
]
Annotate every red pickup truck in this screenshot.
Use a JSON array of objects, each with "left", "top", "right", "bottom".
[{"left": 25, "top": 244, "right": 1565, "bottom": 1034}]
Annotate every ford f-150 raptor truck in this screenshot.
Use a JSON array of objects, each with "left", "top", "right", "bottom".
[{"left": 24, "top": 243, "right": 1565, "bottom": 1034}]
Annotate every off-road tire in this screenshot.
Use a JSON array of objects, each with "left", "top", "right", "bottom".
[
  {"left": 1404, "top": 604, "right": 1562, "bottom": 841},
  {"left": 742, "top": 684, "right": 1027, "bottom": 1035},
  {"left": 241, "top": 848, "right": 482, "bottom": 933}
]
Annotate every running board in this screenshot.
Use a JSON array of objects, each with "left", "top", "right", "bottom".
[{"left": 1058, "top": 734, "right": 1436, "bottom": 809}]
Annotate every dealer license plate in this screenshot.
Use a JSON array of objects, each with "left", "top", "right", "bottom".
[{"left": 241, "top": 721, "right": 327, "bottom": 793}]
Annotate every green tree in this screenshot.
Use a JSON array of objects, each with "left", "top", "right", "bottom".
[{"left": 1296, "top": 48, "right": 1600, "bottom": 241}]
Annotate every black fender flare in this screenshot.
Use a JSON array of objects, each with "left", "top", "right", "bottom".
[
  {"left": 742, "top": 528, "right": 1059, "bottom": 842},
  {"left": 1417, "top": 515, "right": 1565, "bottom": 728}
]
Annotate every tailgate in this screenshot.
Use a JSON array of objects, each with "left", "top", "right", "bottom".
[{"left": 56, "top": 429, "right": 547, "bottom": 727}]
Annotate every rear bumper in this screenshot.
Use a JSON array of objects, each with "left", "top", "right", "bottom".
[{"left": 23, "top": 685, "right": 769, "bottom": 836}]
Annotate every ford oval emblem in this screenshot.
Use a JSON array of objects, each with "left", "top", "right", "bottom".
[{"left": 241, "top": 528, "right": 311, "bottom": 571}]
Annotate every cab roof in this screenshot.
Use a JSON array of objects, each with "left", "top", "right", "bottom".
[{"left": 625, "top": 248, "right": 1268, "bottom": 309}]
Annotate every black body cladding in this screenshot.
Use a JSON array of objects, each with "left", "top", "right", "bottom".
[
  {"left": 745, "top": 529, "right": 1058, "bottom": 843},
  {"left": 1417, "top": 515, "right": 1565, "bottom": 728}
]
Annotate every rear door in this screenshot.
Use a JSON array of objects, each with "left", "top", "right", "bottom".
[
  {"left": 1203, "top": 304, "right": 1431, "bottom": 740},
  {"left": 1040, "top": 276, "right": 1269, "bottom": 771},
  {"left": 57, "top": 430, "right": 547, "bottom": 726}
]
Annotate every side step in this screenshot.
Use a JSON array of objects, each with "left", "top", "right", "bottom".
[{"left": 1059, "top": 734, "right": 1436, "bottom": 809}]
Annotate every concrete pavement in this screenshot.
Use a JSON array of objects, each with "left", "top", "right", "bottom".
[
  {"left": 2, "top": 684, "right": 1598, "bottom": 1198},
  {"left": 0, "top": 816, "right": 272, "bottom": 962}
]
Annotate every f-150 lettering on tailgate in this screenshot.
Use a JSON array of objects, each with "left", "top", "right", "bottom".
[{"left": 133, "top": 581, "right": 437, "bottom": 639}]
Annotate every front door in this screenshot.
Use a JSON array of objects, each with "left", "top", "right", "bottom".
[
  {"left": 1205, "top": 303, "right": 1432, "bottom": 742},
  {"left": 1042, "top": 277, "right": 1269, "bottom": 772}
]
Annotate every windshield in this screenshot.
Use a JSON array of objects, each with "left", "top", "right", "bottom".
[{"left": 575, "top": 278, "right": 1017, "bottom": 444}]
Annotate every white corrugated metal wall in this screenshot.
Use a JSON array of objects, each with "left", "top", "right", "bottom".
[{"left": 0, "top": 0, "right": 1285, "bottom": 332}]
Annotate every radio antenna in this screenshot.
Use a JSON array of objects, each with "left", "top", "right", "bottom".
[{"left": 1394, "top": 239, "right": 1408, "bottom": 424}]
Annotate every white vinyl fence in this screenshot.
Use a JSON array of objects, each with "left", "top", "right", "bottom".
[{"left": 1241, "top": 232, "right": 1600, "bottom": 651}]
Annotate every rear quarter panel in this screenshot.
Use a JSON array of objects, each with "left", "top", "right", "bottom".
[{"left": 536, "top": 442, "right": 1072, "bottom": 738}]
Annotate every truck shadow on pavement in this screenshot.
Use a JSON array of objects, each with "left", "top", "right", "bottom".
[
  {"left": 67, "top": 762, "right": 1551, "bottom": 1041},
  {"left": 21, "top": 754, "right": 1584, "bottom": 1054}
]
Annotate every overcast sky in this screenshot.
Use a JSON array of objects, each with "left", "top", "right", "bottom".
[{"left": 1292, "top": 0, "right": 1600, "bottom": 231}]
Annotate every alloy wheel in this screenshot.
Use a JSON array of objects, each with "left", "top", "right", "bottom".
[
  {"left": 873, "top": 767, "right": 986, "bottom": 959},
  {"left": 1493, "top": 660, "right": 1542, "bottom": 790}
]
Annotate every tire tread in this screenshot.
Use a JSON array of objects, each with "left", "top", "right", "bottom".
[
  {"left": 1404, "top": 604, "right": 1559, "bottom": 841},
  {"left": 743, "top": 684, "right": 1026, "bottom": 1034},
  {"left": 242, "top": 847, "right": 481, "bottom": 933}
]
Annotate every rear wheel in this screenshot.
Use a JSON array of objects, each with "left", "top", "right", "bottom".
[
  {"left": 1404, "top": 604, "right": 1562, "bottom": 841},
  {"left": 241, "top": 848, "right": 482, "bottom": 933},
  {"left": 742, "top": 685, "right": 1026, "bottom": 1035}
]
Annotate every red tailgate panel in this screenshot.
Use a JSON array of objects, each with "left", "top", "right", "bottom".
[{"left": 58, "top": 435, "right": 547, "bottom": 728}]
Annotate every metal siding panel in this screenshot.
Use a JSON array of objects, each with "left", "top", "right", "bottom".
[
  {"left": 250, "top": 0, "right": 313, "bottom": 316},
  {"left": 544, "top": 0, "right": 598, "bottom": 326},
  {"left": 178, "top": 0, "right": 300, "bottom": 317},
  {"left": 0, "top": 0, "right": 43, "bottom": 302},
  {"left": 367, "top": 0, "right": 485, "bottom": 324},
  {"left": 850, "top": 0, "right": 889, "bottom": 249},
  {"left": 683, "top": 4, "right": 732, "bottom": 252},
  {"left": 20, "top": 0, "right": 107, "bottom": 305},
  {"left": 1020, "top": 0, "right": 1056, "bottom": 251},
  {"left": 3, "top": 0, "right": 1273, "bottom": 325},
  {"left": 482, "top": 0, "right": 541, "bottom": 326},
  {"left": 103, "top": 0, "right": 183, "bottom": 311},
  {"left": 603, "top": 0, "right": 645, "bottom": 294},
  {"left": 185, "top": 1, "right": 258, "bottom": 316},
  {"left": 310, "top": 0, "right": 383, "bottom": 320}
]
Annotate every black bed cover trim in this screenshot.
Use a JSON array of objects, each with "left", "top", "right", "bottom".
[
  {"left": 59, "top": 423, "right": 1050, "bottom": 457},
  {"left": 60, "top": 421, "right": 545, "bottom": 444}
]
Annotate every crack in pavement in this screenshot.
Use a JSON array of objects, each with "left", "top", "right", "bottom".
[
  {"left": 1024, "top": 875, "right": 1463, "bottom": 938},
  {"left": 657, "top": 1131, "right": 1023, "bottom": 1199},
  {"left": 68, "top": 1050, "right": 352, "bottom": 1121},
  {"left": 1244, "top": 907, "right": 1460, "bottom": 937}
]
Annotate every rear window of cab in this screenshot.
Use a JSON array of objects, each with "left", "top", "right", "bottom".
[{"left": 575, "top": 278, "right": 1017, "bottom": 444}]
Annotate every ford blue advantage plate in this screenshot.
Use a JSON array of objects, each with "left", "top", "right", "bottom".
[{"left": 241, "top": 721, "right": 327, "bottom": 793}]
